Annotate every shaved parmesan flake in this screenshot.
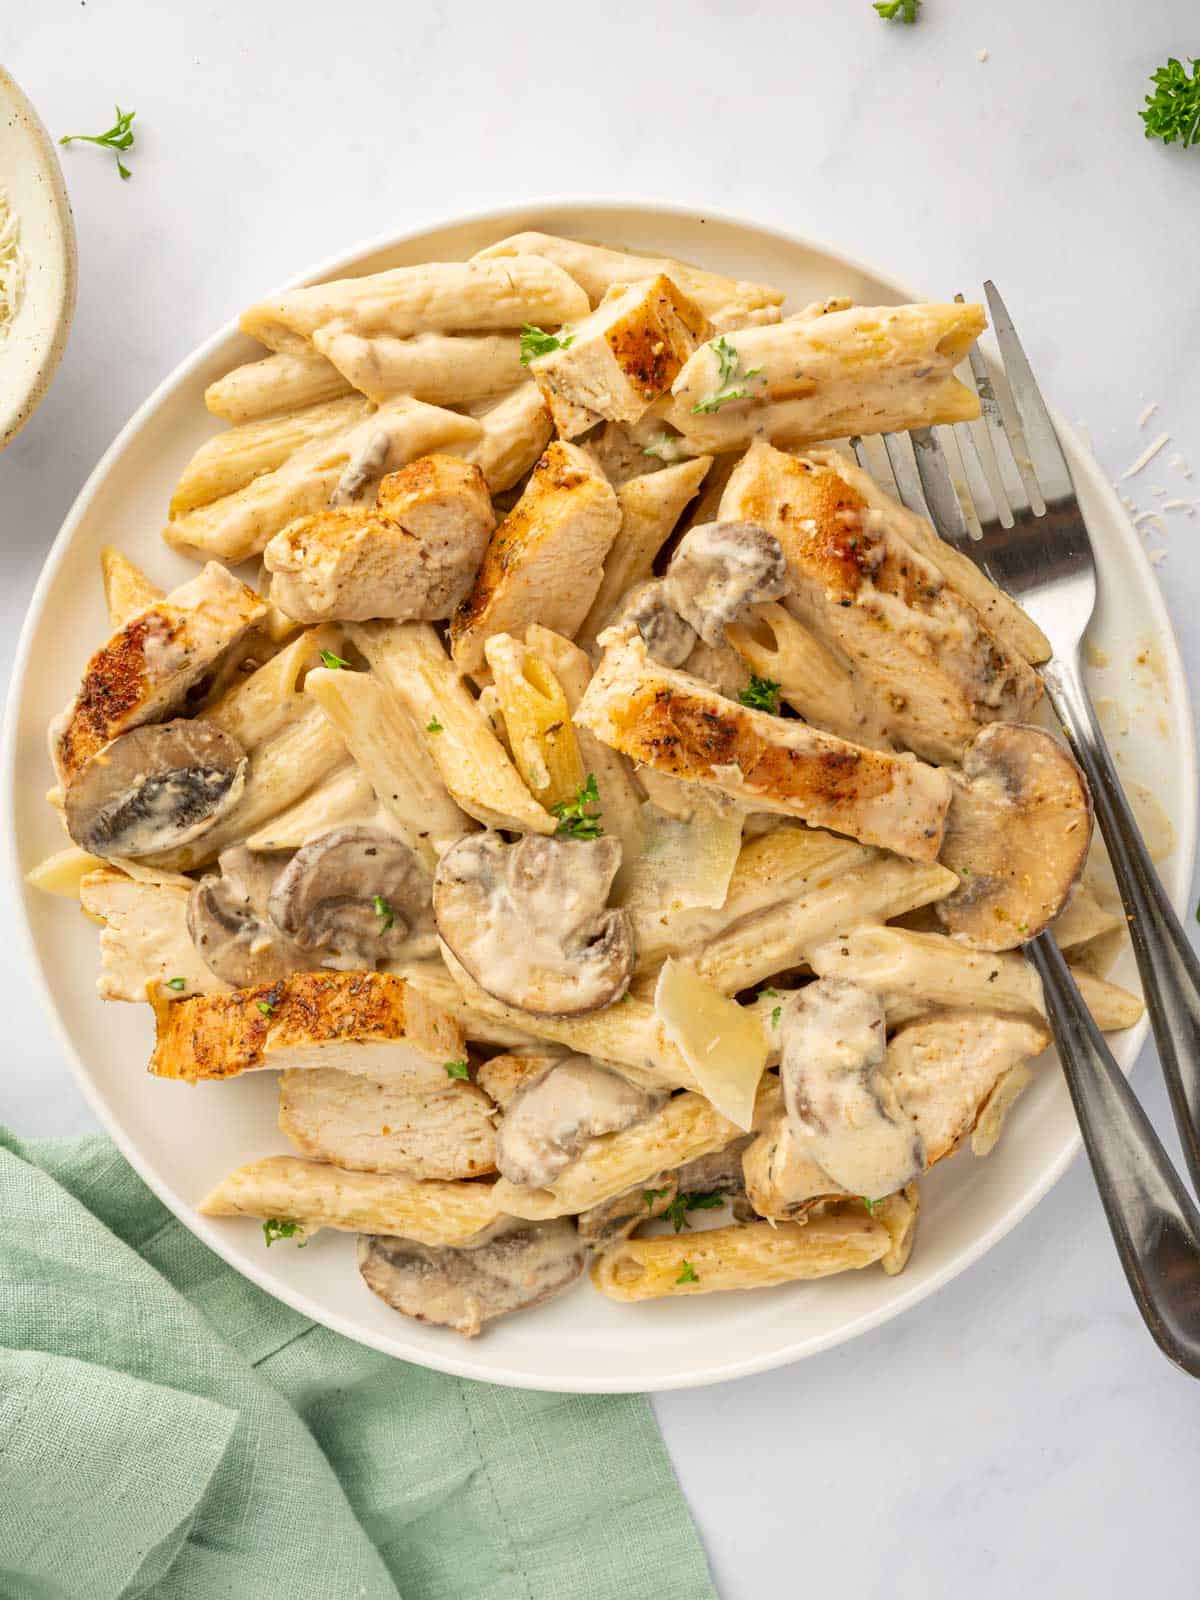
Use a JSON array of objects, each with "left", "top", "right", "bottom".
[
  {"left": 1122, "top": 433, "right": 1171, "bottom": 480},
  {"left": 1137, "top": 402, "right": 1159, "bottom": 428},
  {"left": 1162, "top": 500, "right": 1196, "bottom": 516},
  {"left": 0, "top": 189, "right": 26, "bottom": 340},
  {"left": 654, "top": 958, "right": 768, "bottom": 1131},
  {"left": 621, "top": 799, "right": 743, "bottom": 940}
]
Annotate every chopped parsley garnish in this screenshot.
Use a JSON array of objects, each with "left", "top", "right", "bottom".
[
  {"left": 739, "top": 675, "right": 782, "bottom": 714},
  {"left": 664, "top": 1190, "right": 726, "bottom": 1233},
  {"left": 873, "top": 0, "right": 921, "bottom": 21},
  {"left": 256, "top": 1000, "right": 276, "bottom": 1017},
  {"left": 319, "top": 649, "right": 351, "bottom": 670},
  {"left": 426, "top": 715, "right": 443, "bottom": 733},
  {"left": 373, "top": 894, "right": 394, "bottom": 932},
  {"left": 165, "top": 977, "right": 186, "bottom": 991},
  {"left": 758, "top": 987, "right": 779, "bottom": 1000},
  {"left": 519, "top": 324, "right": 575, "bottom": 364},
  {"left": 60, "top": 105, "right": 137, "bottom": 179},
  {"left": 444, "top": 1059, "right": 470, "bottom": 1081},
  {"left": 862, "top": 1196, "right": 879, "bottom": 1214},
  {"left": 642, "top": 432, "right": 688, "bottom": 463},
  {"left": 771, "top": 1006, "right": 782, "bottom": 1028},
  {"left": 552, "top": 774, "right": 603, "bottom": 840},
  {"left": 1141, "top": 57, "right": 1200, "bottom": 149},
  {"left": 691, "top": 335, "right": 764, "bottom": 414},
  {"left": 263, "top": 1218, "right": 305, "bottom": 1247},
  {"left": 676, "top": 1260, "right": 699, "bottom": 1284},
  {"left": 642, "top": 1187, "right": 672, "bottom": 1210}
]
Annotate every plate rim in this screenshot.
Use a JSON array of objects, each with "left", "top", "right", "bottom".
[{"left": 4, "top": 195, "right": 1195, "bottom": 1392}]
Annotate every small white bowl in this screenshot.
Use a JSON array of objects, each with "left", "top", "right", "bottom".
[{"left": 0, "top": 67, "right": 77, "bottom": 451}]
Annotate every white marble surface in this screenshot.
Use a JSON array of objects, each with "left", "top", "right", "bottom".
[{"left": 3, "top": 2, "right": 1200, "bottom": 1595}]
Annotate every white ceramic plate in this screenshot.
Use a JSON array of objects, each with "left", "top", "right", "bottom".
[
  {"left": 5, "top": 202, "right": 1194, "bottom": 1392},
  {"left": 0, "top": 68, "right": 77, "bottom": 450}
]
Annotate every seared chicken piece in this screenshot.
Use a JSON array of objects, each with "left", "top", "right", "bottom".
[
  {"left": 449, "top": 441, "right": 621, "bottom": 673},
  {"left": 358, "top": 1218, "right": 585, "bottom": 1337},
  {"left": 264, "top": 454, "right": 495, "bottom": 624},
  {"left": 719, "top": 443, "right": 1042, "bottom": 763},
  {"left": 475, "top": 1051, "right": 566, "bottom": 1109},
  {"left": 575, "top": 632, "right": 951, "bottom": 861},
  {"left": 529, "top": 274, "right": 711, "bottom": 437},
  {"left": 200, "top": 1155, "right": 499, "bottom": 1246},
  {"left": 80, "top": 868, "right": 226, "bottom": 1002},
  {"left": 50, "top": 562, "right": 267, "bottom": 784},
  {"left": 278, "top": 1067, "right": 497, "bottom": 1180},
  {"left": 150, "top": 971, "right": 462, "bottom": 1086}
]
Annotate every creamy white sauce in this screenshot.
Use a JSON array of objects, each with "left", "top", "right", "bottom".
[
  {"left": 496, "top": 1057, "right": 660, "bottom": 1188},
  {"left": 664, "top": 521, "right": 789, "bottom": 645}
]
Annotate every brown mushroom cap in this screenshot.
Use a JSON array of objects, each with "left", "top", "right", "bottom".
[
  {"left": 663, "top": 520, "right": 789, "bottom": 646},
  {"left": 268, "top": 826, "right": 432, "bottom": 966},
  {"left": 936, "top": 723, "right": 1092, "bottom": 951},
  {"left": 187, "top": 845, "right": 313, "bottom": 987},
  {"left": 433, "top": 831, "right": 635, "bottom": 1016},
  {"left": 357, "top": 1218, "right": 585, "bottom": 1337},
  {"left": 495, "top": 1056, "right": 663, "bottom": 1189},
  {"left": 614, "top": 580, "right": 698, "bottom": 667},
  {"left": 64, "top": 719, "right": 247, "bottom": 859}
]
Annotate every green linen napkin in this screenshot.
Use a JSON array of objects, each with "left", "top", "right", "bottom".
[{"left": 0, "top": 1128, "right": 717, "bottom": 1600}]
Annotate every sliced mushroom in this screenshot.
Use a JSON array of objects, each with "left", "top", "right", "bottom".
[
  {"left": 780, "top": 978, "right": 924, "bottom": 1200},
  {"left": 357, "top": 1217, "right": 585, "bottom": 1338},
  {"left": 613, "top": 580, "right": 698, "bottom": 667},
  {"left": 936, "top": 723, "right": 1092, "bottom": 951},
  {"left": 64, "top": 719, "right": 247, "bottom": 859},
  {"left": 663, "top": 519, "right": 789, "bottom": 646},
  {"left": 495, "top": 1055, "right": 664, "bottom": 1189},
  {"left": 433, "top": 831, "right": 635, "bottom": 1015},
  {"left": 187, "top": 844, "right": 313, "bottom": 986},
  {"left": 576, "top": 1173, "right": 677, "bottom": 1250},
  {"left": 269, "top": 827, "right": 433, "bottom": 967}
]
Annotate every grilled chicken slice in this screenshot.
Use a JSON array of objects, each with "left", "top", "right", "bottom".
[
  {"left": 574, "top": 631, "right": 951, "bottom": 861},
  {"left": 449, "top": 441, "right": 621, "bottom": 673},
  {"left": 719, "top": 443, "right": 1042, "bottom": 763},
  {"left": 278, "top": 1067, "right": 497, "bottom": 1180},
  {"left": 80, "top": 867, "right": 226, "bottom": 1002},
  {"left": 264, "top": 454, "right": 495, "bottom": 625},
  {"left": 150, "top": 971, "right": 463, "bottom": 1086},
  {"left": 358, "top": 1218, "right": 585, "bottom": 1337},
  {"left": 529, "top": 274, "right": 711, "bottom": 436},
  {"left": 50, "top": 562, "right": 267, "bottom": 784}
]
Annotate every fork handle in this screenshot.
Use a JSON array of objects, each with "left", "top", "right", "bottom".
[
  {"left": 1044, "top": 655, "right": 1200, "bottom": 1194},
  {"left": 1026, "top": 933, "right": 1200, "bottom": 1377}
]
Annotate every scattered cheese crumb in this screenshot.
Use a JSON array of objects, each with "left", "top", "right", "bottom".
[
  {"left": 1132, "top": 510, "right": 1169, "bottom": 538},
  {"left": 1168, "top": 452, "right": 1194, "bottom": 480},
  {"left": 1151, "top": 485, "right": 1166, "bottom": 497},
  {"left": 977, "top": 48, "right": 989, "bottom": 62},
  {"left": 1122, "top": 432, "right": 1171, "bottom": 479},
  {"left": 1137, "top": 402, "right": 1159, "bottom": 428},
  {"left": 1149, "top": 549, "right": 1166, "bottom": 566},
  {"left": 1162, "top": 499, "right": 1196, "bottom": 516},
  {"left": 0, "top": 188, "right": 25, "bottom": 340}
]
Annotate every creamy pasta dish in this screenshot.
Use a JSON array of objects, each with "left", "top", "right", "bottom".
[{"left": 33, "top": 231, "right": 1142, "bottom": 1338}]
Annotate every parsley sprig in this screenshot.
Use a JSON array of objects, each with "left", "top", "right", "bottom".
[
  {"left": 60, "top": 105, "right": 137, "bottom": 180},
  {"left": 692, "top": 336, "right": 764, "bottom": 415},
  {"left": 873, "top": 0, "right": 921, "bottom": 21},
  {"left": 520, "top": 324, "right": 575, "bottom": 365},
  {"left": 552, "top": 774, "right": 603, "bottom": 840},
  {"left": 319, "top": 649, "right": 352, "bottom": 670},
  {"left": 373, "top": 894, "right": 394, "bottom": 932},
  {"left": 263, "top": 1218, "right": 306, "bottom": 1247},
  {"left": 444, "top": 1059, "right": 470, "bottom": 1081},
  {"left": 1141, "top": 57, "right": 1200, "bottom": 149},
  {"left": 664, "top": 1190, "right": 726, "bottom": 1233},
  {"left": 676, "top": 1260, "right": 699, "bottom": 1284},
  {"left": 738, "top": 675, "right": 782, "bottom": 714}
]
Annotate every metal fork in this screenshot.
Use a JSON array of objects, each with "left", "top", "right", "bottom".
[{"left": 854, "top": 282, "right": 1200, "bottom": 1375}]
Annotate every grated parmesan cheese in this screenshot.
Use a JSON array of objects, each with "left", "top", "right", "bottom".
[
  {"left": 1121, "top": 432, "right": 1171, "bottom": 480},
  {"left": 1137, "top": 402, "right": 1159, "bottom": 428},
  {"left": 0, "top": 188, "right": 27, "bottom": 339}
]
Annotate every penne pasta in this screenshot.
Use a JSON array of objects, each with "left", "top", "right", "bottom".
[
  {"left": 169, "top": 394, "right": 372, "bottom": 515},
  {"left": 807, "top": 925, "right": 1045, "bottom": 1018},
  {"left": 243, "top": 761, "right": 383, "bottom": 851},
  {"left": 349, "top": 621, "right": 555, "bottom": 836},
  {"left": 26, "top": 844, "right": 104, "bottom": 897},
  {"left": 205, "top": 348, "right": 354, "bottom": 423},
  {"left": 463, "top": 383, "right": 554, "bottom": 493},
  {"left": 484, "top": 633, "right": 585, "bottom": 811},
  {"left": 591, "top": 1212, "right": 889, "bottom": 1302},
  {"left": 100, "top": 546, "right": 163, "bottom": 627},
  {"left": 304, "top": 665, "right": 473, "bottom": 865},
  {"left": 576, "top": 456, "right": 712, "bottom": 651},
  {"left": 204, "top": 625, "right": 342, "bottom": 751},
  {"left": 241, "top": 256, "right": 589, "bottom": 353},
  {"left": 314, "top": 328, "right": 523, "bottom": 407}
]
